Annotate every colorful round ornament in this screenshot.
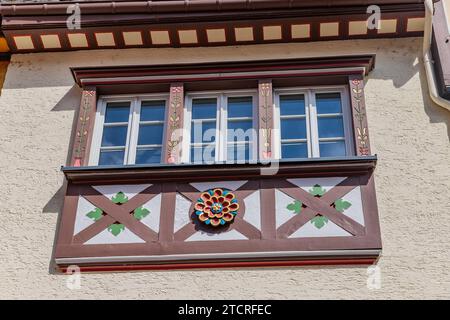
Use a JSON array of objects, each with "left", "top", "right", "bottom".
[{"left": 194, "top": 188, "right": 239, "bottom": 227}]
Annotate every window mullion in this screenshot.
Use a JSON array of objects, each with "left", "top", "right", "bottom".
[
  {"left": 126, "top": 97, "right": 140, "bottom": 165},
  {"left": 218, "top": 94, "right": 227, "bottom": 162},
  {"left": 308, "top": 90, "right": 320, "bottom": 158}
]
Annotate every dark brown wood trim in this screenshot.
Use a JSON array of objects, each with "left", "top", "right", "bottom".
[
  {"left": 1, "top": 5, "right": 424, "bottom": 54},
  {"left": 71, "top": 55, "right": 376, "bottom": 87},
  {"left": 0, "top": 1, "right": 424, "bottom": 17},
  {"left": 162, "top": 83, "right": 184, "bottom": 164},
  {"left": 348, "top": 75, "right": 371, "bottom": 156},
  {"left": 57, "top": 257, "right": 378, "bottom": 273},
  {"left": 70, "top": 87, "right": 97, "bottom": 166},
  {"left": 62, "top": 156, "right": 377, "bottom": 184},
  {"left": 260, "top": 179, "right": 277, "bottom": 240},
  {"left": 158, "top": 183, "right": 177, "bottom": 242}
]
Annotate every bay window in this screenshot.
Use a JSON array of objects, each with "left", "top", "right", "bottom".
[{"left": 90, "top": 87, "right": 353, "bottom": 166}]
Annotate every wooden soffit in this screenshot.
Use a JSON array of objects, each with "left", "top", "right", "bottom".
[{"left": 0, "top": 1, "right": 425, "bottom": 53}]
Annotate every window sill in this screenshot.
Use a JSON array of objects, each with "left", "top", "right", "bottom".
[{"left": 62, "top": 155, "right": 377, "bottom": 184}]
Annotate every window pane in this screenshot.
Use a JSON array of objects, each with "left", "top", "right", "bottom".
[
  {"left": 317, "top": 116, "right": 344, "bottom": 138},
  {"left": 190, "top": 145, "right": 215, "bottom": 163},
  {"left": 316, "top": 93, "right": 342, "bottom": 114},
  {"left": 319, "top": 141, "right": 346, "bottom": 157},
  {"left": 192, "top": 98, "right": 217, "bottom": 119},
  {"left": 281, "top": 118, "right": 307, "bottom": 140},
  {"left": 191, "top": 121, "right": 216, "bottom": 143},
  {"left": 281, "top": 143, "right": 308, "bottom": 159},
  {"left": 135, "top": 148, "right": 162, "bottom": 164},
  {"left": 227, "top": 120, "right": 253, "bottom": 142},
  {"left": 228, "top": 97, "right": 253, "bottom": 118},
  {"left": 105, "top": 102, "right": 130, "bottom": 123},
  {"left": 280, "top": 94, "right": 305, "bottom": 116},
  {"left": 227, "top": 144, "right": 250, "bottom": 162},
  {"left": 99, "top": 150, "right": 125, "bottom": 165},
  {"left": 138, "top": 124, "right": 164, "bottom": 145},
  {"left": 101, "top": 126, "right": 128, "bottom": 147},
  {"left": 140, "top": 100, "right": 166, "bottom": 122}
]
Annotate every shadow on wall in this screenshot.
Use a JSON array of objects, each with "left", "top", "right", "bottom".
[
  {"left": 418, "top": 59, "right": 450, "bottom": 140},
  {"left": 366, "top": 50, "right": 450, "bottom": 141},
  {"left": 43, "top": 85, "right": 82, "bottom": 274}
]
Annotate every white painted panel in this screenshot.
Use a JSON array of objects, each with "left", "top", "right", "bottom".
[
  {"left": 174, "top": 193, "right": 192, "bottom": 232},
  {"left": 289, "top": 220, "right": 351, "bottom": 238},
  {"left": 340, "top": 186, "right": 365, "bottom": 226},
  {"left": 73, "top": 196, "right": 97, "bottom": 235},
  {"left": 92, "top": 184, "right": 151, "bottom": 200},
  {"left": 243, "top": 191, "right": 261, "bottom": 230},
  {"left": 186, "top": 229, "right": 248, "bottom": 241},
  {"left": 85, "top": 227, "right": 145, "bottom": 244},
  {"left": 139, "top": 194, "right": 162, "bottom": 233},
  {"left": 287, "top": 177, "right": 347, "bottom": 193},
  {"left": 190, "top": 180, "right": 248, "bottom": 192},
  {"left": 275, "top": 189, "right": 298, "bottom": 228}
]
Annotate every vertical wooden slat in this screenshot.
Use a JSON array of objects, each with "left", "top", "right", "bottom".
[
  {"left": 260, "top": 179, "right": 276, "bottom": 240},
  {"left": 348, "top": 75, "right": 371, "bottom": 156},
  {"left": 159, "top": 183, "right": 177, "bottom": 242},
  {"left": 163, "top": 83, "right": 184, "bottom": 164},
  {"left": 71, "top": 86, "right": 97, "bottom": 166},
  {"left": 258, "top": 79, "right": 274, "bottom": 160}
]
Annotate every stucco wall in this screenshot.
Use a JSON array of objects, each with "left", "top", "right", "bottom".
[{"left": 0, "top": 38, "right": 449, "bottom": 299}]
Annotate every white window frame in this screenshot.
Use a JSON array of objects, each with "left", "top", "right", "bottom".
[
  {"left": 89, "top": 93, "right": 169, "bottom": 166},
  {"left": 182, "top": 90, "right": 258, "bottom": 164},
  {"left": 274, "top": 86, "right": 354, "bottom": 159}
]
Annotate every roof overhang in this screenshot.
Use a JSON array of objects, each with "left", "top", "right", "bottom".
[{"left": 0, "top": 1, "right": 426, "bottom": 53}]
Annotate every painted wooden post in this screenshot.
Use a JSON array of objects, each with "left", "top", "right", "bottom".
[
  {"left": 164, "top": 83, "right": 184, "bottom": 164},
  {"left": 348, "top": 75, "right": 371, "bottom": 156},
  {"left": 71, "top": 86, "right": 97, "bottom": 166},
  {"left": 258, "top": 79, "right": 275, "bottom": 160}
]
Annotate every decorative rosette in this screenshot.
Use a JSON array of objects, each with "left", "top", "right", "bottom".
[{"left": 194, "top": 188, "right": 239, "bottom": 227}]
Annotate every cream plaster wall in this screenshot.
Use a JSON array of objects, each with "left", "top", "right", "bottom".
[{"left": 0, "top": 38, "right": 449, "bottom": 299}]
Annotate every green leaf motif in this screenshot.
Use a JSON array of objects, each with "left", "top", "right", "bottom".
[
  {"left": 112, "top": 191, "right": 128, "bottom": 204},
  {"left": 108, "top": 224, "right": 125, "bottom": 236},
  {"left": 309, "top": 184, "right": 326, "bottom": 197},
  {"left": 133, "top": 207, "right": 150, "bottom": 220},
  {"left": 86, "top": 208, "right": 103, "bottom": 221},
  {"left": 311, "top": 215, "right": 328, "bottom": 229},
  {"left": 286, "top": 200, "right": 302, "bottom": 214},
  {"left": 334, "top": 199, "right": 352, "bottom": 212}
]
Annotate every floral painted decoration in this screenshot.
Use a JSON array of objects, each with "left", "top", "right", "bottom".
[{"left": 194, "top": 188, "right": 239, "bottom": 227}]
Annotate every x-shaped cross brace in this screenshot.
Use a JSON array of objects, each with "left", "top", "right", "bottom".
[
  {"left": 73, "top": 184, "right": 161, "bottom": 244},
  {"left": 276, "top": 176, "right": 365, "bottom": 238}
]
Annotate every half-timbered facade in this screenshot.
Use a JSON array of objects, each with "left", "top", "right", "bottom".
[{"left": 0, "top": 0, "right": 449, "bottom": 298}]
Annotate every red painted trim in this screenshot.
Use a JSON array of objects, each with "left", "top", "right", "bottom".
[{"left": 58, "top": 258, "right": 377, "bottom": 273}]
